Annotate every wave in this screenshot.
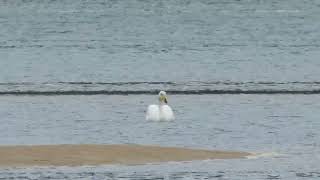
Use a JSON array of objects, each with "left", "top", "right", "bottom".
[
  {"left": 246, "top": 152, "right": 283, "bottom": 159},
  {"left": 0, "top": 81, "right": 320, "bottom": 95},
  {"left": 1, "top": 90, "right": 320, "bottom": 95}
]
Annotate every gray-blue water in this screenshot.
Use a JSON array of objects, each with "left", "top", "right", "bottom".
[{"left": 0, "top": 0, "right": 320, "bottom": 179}]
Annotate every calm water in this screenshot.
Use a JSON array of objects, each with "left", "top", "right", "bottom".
[{"left": 0, "top": 0, "right": 319, "bottom": 179}]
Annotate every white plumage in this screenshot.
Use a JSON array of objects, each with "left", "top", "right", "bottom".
[{"left": 146, "top": 91, "right": 175, "bottom": 121}]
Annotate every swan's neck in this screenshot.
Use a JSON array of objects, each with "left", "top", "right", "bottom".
[{"left": 158, "top": 103, "right": 166, "bottom": 113}]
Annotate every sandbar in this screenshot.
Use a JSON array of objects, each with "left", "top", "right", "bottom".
[{"left": 0, "top": 144, "right": 250, "bottom": 167}]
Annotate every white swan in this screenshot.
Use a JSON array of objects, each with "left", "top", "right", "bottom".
[{"left": 146, "top": 91, "right": 175, "bottom": 121}]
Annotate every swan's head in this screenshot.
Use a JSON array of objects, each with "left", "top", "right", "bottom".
[{"left": 158, "top": 91, "right": 168, "bottom": 104}]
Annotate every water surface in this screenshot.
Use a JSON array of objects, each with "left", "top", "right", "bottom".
[
  {"left": 0, "top": 0, "right": 320, "bottom": 83},
  {"left": 0, "top": 94, "right": 319, "bottom": 179},
  {"left": 0, "top": 0, "right": 319, "bottom": 179}
]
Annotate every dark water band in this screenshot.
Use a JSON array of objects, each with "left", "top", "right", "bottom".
[{"left": 1, "top": 89, "right": 320, "bottom": 95}]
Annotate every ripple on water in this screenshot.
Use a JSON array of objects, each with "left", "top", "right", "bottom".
[{"left": 296, "top": 172, "right": 320, "bottom": 178}]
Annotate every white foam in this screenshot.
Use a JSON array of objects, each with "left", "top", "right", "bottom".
[{"left": 246, "top": 152, "right": 283, "bottom": 159}]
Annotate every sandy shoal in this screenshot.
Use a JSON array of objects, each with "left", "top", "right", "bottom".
[{"left": 0, "top": 144, "right": 250, "bottom": 167}]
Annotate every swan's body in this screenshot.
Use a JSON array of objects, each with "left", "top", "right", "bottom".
[
  {"left": 146, "top": 91, "right": 174, "bottom": 121},
  {"left": 146, "top": 104, "right": 174, "bottom": 121}
]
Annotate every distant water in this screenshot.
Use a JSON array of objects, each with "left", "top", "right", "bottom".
[
  {"left": 1, "top": 0, "right": 320, "bottom": 83},
  {"left": 0, "top": 0, "right": 320, "bottom": 179}
]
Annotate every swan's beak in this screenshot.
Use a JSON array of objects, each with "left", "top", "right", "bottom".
[{"left": 159, "top": 95, "right": 168, "bottom": 104}]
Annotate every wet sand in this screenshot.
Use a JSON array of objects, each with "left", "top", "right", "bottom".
[{"left": 0, "top": 144, "right": 250, "bottom": 167}]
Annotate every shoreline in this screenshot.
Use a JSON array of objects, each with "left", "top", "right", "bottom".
[{"left": 0, "top": 144, "right": 250, "bottom": 167}]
